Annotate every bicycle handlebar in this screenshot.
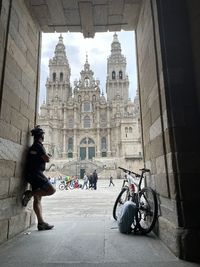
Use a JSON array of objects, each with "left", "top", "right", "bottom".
[{"left": 118, "top": 166, "right": 150, "bottom": 177}]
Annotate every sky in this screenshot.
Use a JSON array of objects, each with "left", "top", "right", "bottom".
[{"left": 39, "top": 31, "right": 138, "bottom": 108}]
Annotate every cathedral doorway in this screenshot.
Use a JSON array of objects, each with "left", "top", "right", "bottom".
[{"left": 79, "top": 137, "right": 95, "bottom": 160}]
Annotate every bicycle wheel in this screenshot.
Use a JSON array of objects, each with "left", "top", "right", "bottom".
[
  {"left": 113, "top": 186, "right": 131, "bottom": 220},
  {"left": 59, "top": 184, "right": 65, "bottom": 190},
  {"left": 135, "top": 187, "right": 158, "bottom": 234}
]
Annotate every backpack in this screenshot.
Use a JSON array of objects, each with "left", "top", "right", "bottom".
[{"left": 117, "top": 201, "right": 136, "bottom": 234}]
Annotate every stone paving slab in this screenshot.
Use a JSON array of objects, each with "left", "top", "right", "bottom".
[{"left": 0, "top": 180, "right": 199, "bottom": 267}]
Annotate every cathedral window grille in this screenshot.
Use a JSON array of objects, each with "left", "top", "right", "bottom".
[
  {"left": 68, "top": 152, "right": 73, "bottom": 158},
  {"left": 84, "top": 116, "right": 91, "bottom": 128},
  {"left": 60, "top": 72, "right": 63, "bottom": 81},
  {"left": 102, "top": 152, "right": 107, "bottom": 157},
  {"left": 119, "top": 71, "right": 123, "bottom": 79},
  {"left": 53, "top": 72, "right": 56, "bottom": 82},
  {"left": 112, "top": 71, "right": 116, "bottom": 80},
  {"left": 83, "top": 102, "right": 90, "bottom": 112},
  {"left": 129, "top": 127, "right": 132, "bottom": 133}
]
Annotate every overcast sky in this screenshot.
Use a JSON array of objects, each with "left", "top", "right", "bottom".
[{"left": 39, "top": 31, "right": 138, "bottom": 107}]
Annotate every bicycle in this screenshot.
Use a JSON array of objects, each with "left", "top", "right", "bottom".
[
  {"left": 59, "top": 179, "right": 82, "bottom": 190},
  {"left": 113, "top": 166, "right": 158, "bottom": 234}
]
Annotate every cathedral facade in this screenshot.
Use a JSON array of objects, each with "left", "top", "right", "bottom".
[{"left": 38, "top": 34, "right": 143, "bottom": 178}]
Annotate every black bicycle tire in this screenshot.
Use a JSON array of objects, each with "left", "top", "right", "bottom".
[
  {"left": 59, "top": 184, "right": 65, "bottom": 190},
  {"left": 135, "top": 187, "right": 158, "bottom": 234},
  {"left": 113, "top": 186, "right": 130, "bottom": 221}
]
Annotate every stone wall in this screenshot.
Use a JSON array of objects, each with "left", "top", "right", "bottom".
[
  {"left": 0, "top": 0, "right": 40, "bottom": 244},
  {"left": 136, "top": 0, "right": 200, "bottom": 261},
  {"left": 136, "top": 0, "right": 180, "bottom": 256}
]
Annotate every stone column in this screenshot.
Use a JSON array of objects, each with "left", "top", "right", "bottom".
[
  {"left": 96, "top": 104, "right": 101, "bottom": 157},
  {"left": 61, "top": 106, "right": 67, "bottom": 158},
  {"left": 137, "top": 0, "right": 200, "bottom": 261},
  {"left": 107, "top": 105, "right": 111, "bottom": 156},
  {"left": 62, "top": 130, "right": 67, "bottom": 158},
  {"left": 73, "top": 105, "right": 78, "bottom": 159}
]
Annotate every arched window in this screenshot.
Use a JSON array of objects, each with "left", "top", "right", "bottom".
[
  {"left": 84, "top": 116, "right": 90, "bottom": 128},
  {"left": 119, "top": 70, "right": 123, "bottom": 79},
  {"left": 101, "top": 137, "right": 107, "bottom": 150},
  {"left": 68, "top": 137, "right": 73, "bottom": 150},
  {"left": 129, "top": 127, "right": 132, "bottom": 133},
  {"left": 78, "top": 95, "right": 81, "bottom": 103},
  {"left": 53, "top": 72, "right": 56, "bottom": 82},
  {"left": 112, "top": 71, "right": 116, "bottom": 80},
  {"left": 60, "top": 72, "right": 63, "bottom": 81}
]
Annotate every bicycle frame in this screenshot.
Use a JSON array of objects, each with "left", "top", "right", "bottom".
[{"left": 119, "top": 167, "right": 150, "bottom": 195}]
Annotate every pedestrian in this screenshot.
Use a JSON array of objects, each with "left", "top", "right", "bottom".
[
  {"left": 93, "top": 169, "right": 98, "bottom": 190},
  {"left": 22, "top": 125, "right": 56, "bottom": 231},
  {"left": 89, "top": 173, "right": 94, "bottom": 189},
  {"left": 109, "top": 175, "right": 115, "bottom": 186},
  {"left": 82, "top": 173, "right": 88, "bottom": 189}
]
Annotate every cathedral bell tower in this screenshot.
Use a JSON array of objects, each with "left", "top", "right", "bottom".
[
  {"left": 106, "top": 33, "right": 129, "bottom": 102},
  {"left": 46, "top": 34, "right": 71, "bottom": 104}
]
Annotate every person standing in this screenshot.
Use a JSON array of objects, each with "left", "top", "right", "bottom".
[
  {"left": 82, "top": 173, "right": 88, "bottom": 189},
  {"left": 22, "top": 125, "right": 56, "bottom": 231},
  {"left": 88, "top": 173, "right": 93, "bottom": 189},
  {"left": 109, "top": 175, "right": 115, "bottom": 187},
  {"left": 93, "top": 170, "right": 98, "bottom": 190}
]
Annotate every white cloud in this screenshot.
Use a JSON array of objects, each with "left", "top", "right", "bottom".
[{"left": 39, "top": 31, "right": 138, "bottom": 107}]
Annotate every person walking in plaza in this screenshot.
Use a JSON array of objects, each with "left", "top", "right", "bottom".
[
  {"left": 109, "top": 175, "right": 115, "bottom": 187},
  {"left": 93, "top": 169, "right": 98, "bottom": 190},
  {"left": 22, "top": 125, "right": 56, "bottom": 231},
  {"left": 82, "top": 173, "right": 88, "bottom": 189},
  {"left": 89, "top": 172, "right": 94, "bottom": 189}
]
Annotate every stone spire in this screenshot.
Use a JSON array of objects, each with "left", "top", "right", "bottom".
[
  {"left": 111, "top": 32, "right": 121, "bottom": 55},
  {"left": 50, "top": 34, "right": 69, "bottom": 66}
]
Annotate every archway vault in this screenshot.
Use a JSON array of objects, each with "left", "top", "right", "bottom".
[{"left": 25, "top": 0, "right": 142, "bottom": 37}]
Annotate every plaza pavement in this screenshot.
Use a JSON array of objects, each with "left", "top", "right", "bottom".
[{"left": 0, "top": 179, "right": 199, "bottom": 267}]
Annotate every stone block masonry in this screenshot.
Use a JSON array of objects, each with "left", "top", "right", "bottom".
[{"left": 0, "top": 0, "right": 40, "bottom": 244}]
